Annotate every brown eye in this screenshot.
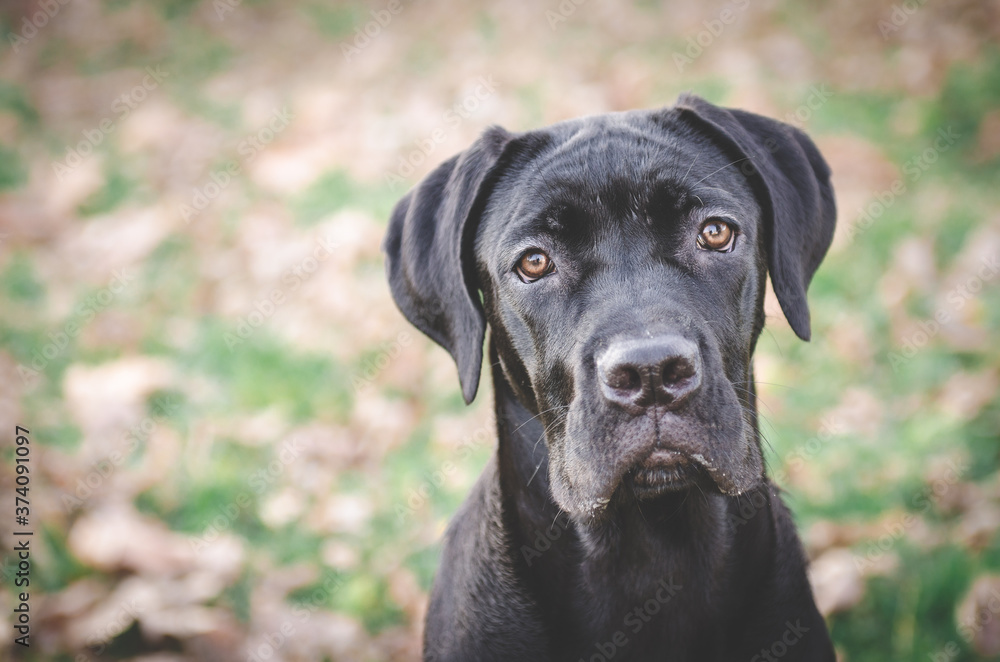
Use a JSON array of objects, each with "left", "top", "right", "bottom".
[
  {"left": 516, "top": 249, "right": 555, "bottom": 282},
  {"left": 697, "top": 219, "right": 736, "bottom": 252}
]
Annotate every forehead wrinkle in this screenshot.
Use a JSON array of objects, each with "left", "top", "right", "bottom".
[
  {"left": 497, "top": 121, "right": 754, "bottom": 246},
  {"left": 691, "top": 186, "right": 742, "bottom": 211},
  {"left": 534, "top": 155, "right": 673, "bottom": 225},
  {"left": 534, "top": 121, "right": 680, "bottom": 183}
]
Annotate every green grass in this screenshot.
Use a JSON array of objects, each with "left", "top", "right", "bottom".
[
  {"left": 299, "top": 2, "right": 364, "bottom": 40},
  {"left": 182, "top": 321, "right": 353, "bottom": 422},
  {"left": 2, "top": 251, "right": 46, "bottom": 302},
  {"left": 77, "top": 157, "right": 139, "bottom": 216},
  {"left": 928, "top": 50, "right": 1000, "bottom": 161},
  {"left": 830, "top": 543, "right": 997, "bottom": 661},
  {"left": 292, "top": 169, "right": 397, "bottom": 225},
  {"left": 0, "top": 81, "right": 39, "bottom": 125},
  {"left": 0, "top": 143, "right": 27, "bottom": 190}
]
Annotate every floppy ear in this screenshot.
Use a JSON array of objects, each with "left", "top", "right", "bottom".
[
  {"left": 383, "top": 126, "right": 513, "bottom": 404},
  {"left": 675, "top": 94, "right": 836, "bottom": 341}
]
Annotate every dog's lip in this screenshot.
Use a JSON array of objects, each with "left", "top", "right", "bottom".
[
  {"left": 641, "top": 449, "right": 687, "bottom": 469},
  {"left": 627, "top": 449, "right": 706, "bottom": 498}
]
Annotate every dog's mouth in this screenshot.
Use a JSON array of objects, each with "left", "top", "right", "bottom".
[
  {"left": 625, "top": 449, "right": 711, "bottom": 499},
  {"left": 556, "top": 390, "right": 763, "bottom": 518}
]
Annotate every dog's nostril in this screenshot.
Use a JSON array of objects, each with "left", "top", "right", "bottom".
[
  {"left": 598, "top": 337, "right": 701, "bottom": 410},
  {"left": 606, "top": 366, "right": 642, "bottom": 392},
  {"left": 661, "top": 358, "right": 696, "bottom": 386}
]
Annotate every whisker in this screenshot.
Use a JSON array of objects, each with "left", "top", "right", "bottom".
[
  {"left": 693, "top": 480, "right": 706, "bottom": 503},
  {"left": 632, "top": 483, "right": 650, "bottom": 525},
  {"left": 666, "top": 488, "right": 692, "bottom": 520},
  {"left": 756, "top": 424, "right": 777, "bottom": 458},
  {"left": 693, "top": 185, "right": 730, "bottom": 196},
  {"left": 760, "top": 326, "right": 785, "bottom": 358},
  {"left": 690, "top": 156, "right": 752, "bottom": 189},
  {"left": 511, "top": 404, "right": 570, "bottom": 435},
  {"left": 532, "top": 411, "right": 568, "bottom": 454},
  {"left": 755, "top": 411, "right": 779, "bottom": 440},
  {"left": 680, "top": 153, "right": 700, "bottom": 185},
  {"left": 732, "top": 379, "right": 794, "bottom": 391},
  {"left": 551, "top": 510, "right": 566, "bottom": 529},
  {"left": 527, "top": 413, "right": 568, "bottom": 486},
  {"left": 730, "top": 385, "right": 779, "bottom": 422},
  {"left": 527, "top": 457, "right": 545, "bottom": 486}
]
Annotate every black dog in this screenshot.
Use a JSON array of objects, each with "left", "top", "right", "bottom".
[{"left": 384, "top": 94, "right": 837, "bottom": 662}]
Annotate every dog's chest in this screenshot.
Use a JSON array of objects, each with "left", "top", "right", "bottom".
[{"left": 553, "top": 510, "right": 736, "bottom": 661}]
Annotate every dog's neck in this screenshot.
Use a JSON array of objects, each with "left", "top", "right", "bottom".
[{"left": 490, "top": 353, "right": 774, "bottom": 649}]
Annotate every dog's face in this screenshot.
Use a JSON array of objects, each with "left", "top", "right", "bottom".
[
  {"left": 476, "top": 117, "right": 767, "bottom": 517},
  {"left": 385, "top": 95, "right": 836, "bottom": 522}
]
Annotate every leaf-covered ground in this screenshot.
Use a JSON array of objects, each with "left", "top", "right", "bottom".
[{"left": 1, "top": 0, "right": 999, "bottom": 660}]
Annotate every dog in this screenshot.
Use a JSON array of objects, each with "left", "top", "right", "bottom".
[{"left": 384, "top": 93, "right": 837, "bottom": 662}]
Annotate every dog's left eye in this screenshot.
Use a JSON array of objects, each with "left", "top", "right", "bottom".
[
  {"left": 696, "top": 218, "right": 737, "bottom": 252},
  {"left": 515, "top": 249, "right": 555, "bottom": 282}
]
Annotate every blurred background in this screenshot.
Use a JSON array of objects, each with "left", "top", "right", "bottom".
[{"left": 0, "top": 0, "right": 999, "bottom": 659}]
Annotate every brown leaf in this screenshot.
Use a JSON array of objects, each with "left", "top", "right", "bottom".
[
  {"left": 957, "top": 575, "right": 1000, "bottom": 657},
  {"left": 808, "top": 548, "right": 866, "bottom": 616}
]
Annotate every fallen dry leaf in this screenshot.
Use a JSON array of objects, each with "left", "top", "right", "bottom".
[{"left": 808, "top": 548, "right": 867, "bottom": 616}]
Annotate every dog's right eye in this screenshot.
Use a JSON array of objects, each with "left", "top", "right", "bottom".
[
  {"left": 696, "top": 218, "right": 737, "bottom": 252},
  {"left": 515, "top": 249, "right": 555, "bottom": 283}
]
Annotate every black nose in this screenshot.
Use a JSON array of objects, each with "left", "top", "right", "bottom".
[{"left": 597, "top": 337, "right": 702, "bottom": 411}]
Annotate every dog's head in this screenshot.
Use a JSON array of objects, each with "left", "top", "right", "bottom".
[{"left": 384, "top": 94, "right": 835, "bottom": 521}]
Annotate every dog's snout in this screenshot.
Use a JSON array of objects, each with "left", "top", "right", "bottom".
[{"left": 597, "top": 336, "right": 702, "bottom": 411}]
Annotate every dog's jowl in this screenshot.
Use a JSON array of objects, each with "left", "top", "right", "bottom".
[{"left": 384, "top": 94, "right": 837, "bottom": 662}]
